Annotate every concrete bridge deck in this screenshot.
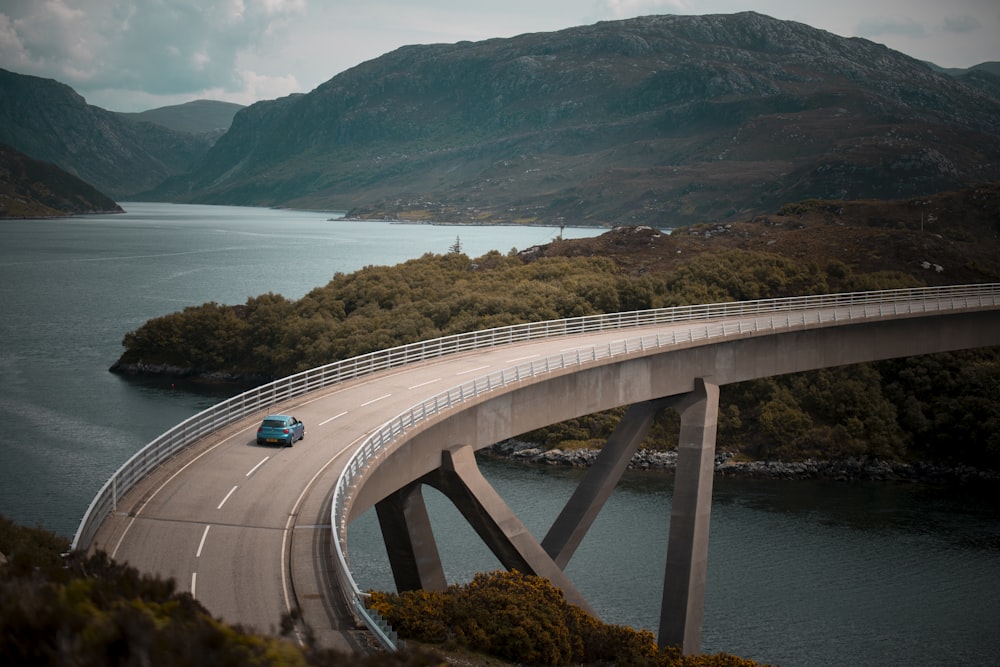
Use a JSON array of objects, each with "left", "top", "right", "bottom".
[{"left": 78, "top": 285, "right": 1000, "bottom": 654}]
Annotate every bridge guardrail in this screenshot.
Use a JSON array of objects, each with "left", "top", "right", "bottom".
[
  {"left": 73, "top": 284, "right": 1000, "bottom": 644},
  {"left": 329, "top": 282, "right": 1000, "bottom": 649},
  {"left": 73, "top": 283, "right": 999, "bottom": 550}
]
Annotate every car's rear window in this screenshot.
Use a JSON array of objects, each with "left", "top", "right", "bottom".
[{"left": 263, "top": 419, "right": 286, "bottom": 427}]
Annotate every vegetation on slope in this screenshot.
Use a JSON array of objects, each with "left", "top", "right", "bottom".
[
  {"left": 111, "top": 185, "right": 1000, "bottom": 469},
  {"left": 0, "top": 143, "right": 122, "bottom": 218},
  {"left": 2, "top": 516, "right": 764, "bottom": 666},
  {"left": 0, "top": 516, "right": 443, "bottom": 666},
  {"left": 369, "top": 570, "right": 767, "bottom": 666}
]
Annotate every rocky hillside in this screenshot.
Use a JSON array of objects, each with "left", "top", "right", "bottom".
[
  {"left": 534, "top": 182, "right": 1000, "bottom": 286},
  {"left": 0, "top": 143, "right": 122, "bottom": 217},
  {"left": 0, "top": 69, "right": 215, "bottom": 198},
  {"left": 150, "top": 12, "right": 1000, "bottom": 226}
]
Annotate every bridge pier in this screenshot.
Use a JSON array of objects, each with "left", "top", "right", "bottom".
[
  {"left": 377, "top": 444, "right": 595, "bottom": 614},
  {"left": 659, "top": 378, "right": 720, "bottom": 655},
  {"left": 374, "top": 381, "right": 721, "bottom": 654},
  {"left": 542, "top": 398, "right": 671, "bottom": 568},
  {"left": 375, "top": 484, "right": 447, "bottom": 592}
]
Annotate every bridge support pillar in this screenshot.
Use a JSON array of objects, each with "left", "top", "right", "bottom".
[
  {"left": 659, "top": 378, "right": 720, "bottom": 655},
  {"left": 375, "top": 483, "right": 448, "bottom": 593},
  {"left": 542, "top": 398, "right": 670, "bottom": 569},
  {"left": 422, "top": 445, "right": 596, "bottom": 615}
]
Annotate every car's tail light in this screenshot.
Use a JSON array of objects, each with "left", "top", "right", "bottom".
[
  {"left": 283, "top": 428, "right": 290, "bottom": 434},
  {"left": 257, "top": 427, "right": 263, "bottom": 433}
]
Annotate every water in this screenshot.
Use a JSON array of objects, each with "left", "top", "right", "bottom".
[
  {"left": 1, "top": 202, "right": 998, "bottom": 665},
  {"left": 348, "top": 461, "right": 1000, "bottom": 665},
  {"left": 0, "top": 202, "right": 595, "bottom": 536}
]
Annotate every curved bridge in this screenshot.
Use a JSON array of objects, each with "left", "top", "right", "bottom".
[{"left": 76, "top": 284, "right": 1000, "bottom": 654}]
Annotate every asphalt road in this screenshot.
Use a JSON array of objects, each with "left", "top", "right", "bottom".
[
  {"left": 95, "top": 327, "right": 668, "bottom": 647},
  {"left": 89, "top": 291, "right": 998, "bottom": 651}
]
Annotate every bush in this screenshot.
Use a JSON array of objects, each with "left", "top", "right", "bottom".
[
  {"left": 369, "top": 570, "right": 767, "bottom": 666},
  {"left": 0, "top": 515, "right": 443, "bottom": 667}
]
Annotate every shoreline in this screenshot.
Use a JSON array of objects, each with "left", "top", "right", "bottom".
[{"left": 482, "top": 440, "right": 1000, "bottom": 484}]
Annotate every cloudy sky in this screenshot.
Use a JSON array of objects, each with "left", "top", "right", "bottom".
[{"left": 2, "top": 0, "right": 998, "bottom": 112}]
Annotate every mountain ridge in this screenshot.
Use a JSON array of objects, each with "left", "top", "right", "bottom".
[
  {"left": 0, "top": 69, "right": 216, "bottom": 198},
  {"left": 147, "top": 11, "right": 1000, "bottom": 226},
  {"left": 116, "top": 99, "right": 244, "bottom": 135}
]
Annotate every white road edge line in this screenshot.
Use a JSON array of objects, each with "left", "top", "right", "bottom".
[
  {"left": 109, "top": 423, "right": 258, "bottom": 559},
  {"left": 217, "top": 485, "right": 238, "bottom": 510},
  {"left": 319, "top": 411, "right": 348, "bottom": 426},
  {"left": 455, "top": 365, "right": 489, "bottom": 375},
  {"left": 361, "top": 393, "right": 391, "bottom": 406},
  {"left": 281, "top": 433, "right": 366, "bottom": 647},
  {"left": 246, "top": 456, "right": 269, "bottom": 477},
  {"left": 196, "top": 525, "right": 210, "bottom": 558},
  {"left": 407, "top": 378, "right": 441, "bottom": 389}
]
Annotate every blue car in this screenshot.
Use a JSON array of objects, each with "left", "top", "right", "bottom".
[{"left": 256, "top": 414, "right": 305, "bottom": 447}]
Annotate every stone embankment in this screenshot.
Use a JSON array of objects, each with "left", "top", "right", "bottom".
[{"left": 484, "top": 440, "right": 999, "bottom": 484}]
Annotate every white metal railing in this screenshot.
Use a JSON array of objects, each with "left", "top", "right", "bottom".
[
  {"left": 73, "top": 283, "right": 1000, "bottom": 550},
  {"left": 327, "top": 282, "right": 1000, "bottom": 649},
  {"left": 72, "top": 284, "right": 1000, "bottom": 645}
]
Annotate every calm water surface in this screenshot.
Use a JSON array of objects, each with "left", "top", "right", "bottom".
[
  {"left": 0, "top": 202, "right": 595, "bottom": 535},
  {"left": 348, "top": 461, "right": 1000, "bottom": 666},
  {"left": 1, "top": 203, "right": 997, "bottom": 665}
]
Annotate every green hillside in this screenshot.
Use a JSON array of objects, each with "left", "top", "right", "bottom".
[{"left": 0, "top": 143, "right": 122, "bottom": 217}]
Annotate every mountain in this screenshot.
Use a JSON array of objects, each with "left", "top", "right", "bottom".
[
  {"left": 116, "top": 99, "right": 244, "bottom": 135},
  {"left": 927, "top": 61, "right": 1000, "bottom": 77},
  {"left": 0, "top": 69, "right": 215, "bottom": 199},
  {"left": 0, "top": 143, "right": 123, "bottom": 217},
  {"left": 926, "top": 61, "right": 1000, "bottom": 98},
  {"left": 150, "top": 12, "right": 1000, "bottom": 227}
]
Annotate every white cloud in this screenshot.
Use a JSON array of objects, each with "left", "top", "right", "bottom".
[
  {"left": 0, "top": 14, "right": 29, "bottom": 69},
  {"left": 603, "top": 0, "right": 692, "bottom": 17},
  {"left": 942, "top": 14, "right": 980, "bottom": 33},
  {"left": 237, "top": 68, "right": 302, "bottom": 102},
  {"left": 856, "top": 16, "right": 928, "bottom": 39},
  {"left": 1, "top": 0, "right": 997, "bottom": 111},
  {"left": 0, "top": 0, "right": 308, "bottom": 108}
]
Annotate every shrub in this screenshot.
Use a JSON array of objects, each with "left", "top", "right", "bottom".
[{"left": 369, "top": 570, "right": 767, "bottom": 666}]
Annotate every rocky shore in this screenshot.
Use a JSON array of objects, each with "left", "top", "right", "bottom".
[
  {"left": 483, "top": 440, "right": 1000, "bottom": 484},
  {"left": 108, "top": 360, "right": 270, "bottom": 385}
]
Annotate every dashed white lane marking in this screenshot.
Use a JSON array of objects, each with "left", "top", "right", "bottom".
[
  {"left": 506, "top": 354, "right": 540, "bottom": 362},
  {"left": 361, "top": 394, "right": 391, "bottom": 406},
  {"left": 217, "top": 485, "right": 238, "bottom": 510},
  {"left": 319, "top": 411, "right": 348, "bottom": 426},
  {"left": 191, "top": 572, "right": 198, "bottom": 598},
  {"left": 196, "top": 525, "right": 210, "bottom": 557},
  {"left": 408, "top": 378, "right": 441, "bottom": 389},
  {"left": 455, "top": 365, "right": 489, "bottom": 375},
  {"left": 245, "top": 456, "right": 269, "bottom": 477}
]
